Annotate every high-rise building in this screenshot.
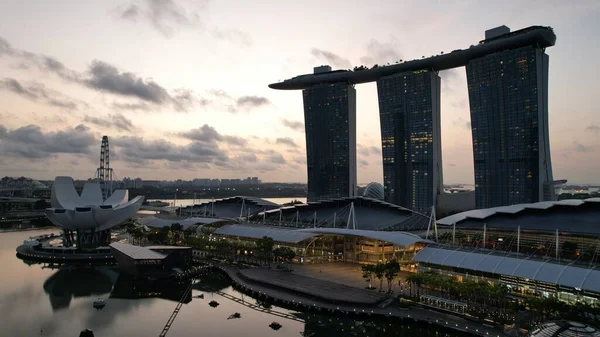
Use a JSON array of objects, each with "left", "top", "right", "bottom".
[
  {"left": 377, "top": 70, "right": 443, "bottom": 212},
  {"left": 303, "top": 66, "right": 357, "bottom": 201},
  {"left": 467, "top": 38, "right": 554, "bottom": 208}
]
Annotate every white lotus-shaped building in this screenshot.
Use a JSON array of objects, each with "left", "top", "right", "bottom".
[{"left": 46, "top": 176, "right": 144, "bottom": 232}]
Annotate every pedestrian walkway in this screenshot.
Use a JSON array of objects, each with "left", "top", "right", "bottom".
[{"left": 213, "top": 264, "right": 507, "bottom": 337}]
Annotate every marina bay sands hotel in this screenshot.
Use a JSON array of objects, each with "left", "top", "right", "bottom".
[{"left": 269, "top": 25, "right": 557, "bottom": 212}]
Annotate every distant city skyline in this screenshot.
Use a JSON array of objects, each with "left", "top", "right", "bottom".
[{"left": 0, "top": 0, "right": 599, "bottom": 184}]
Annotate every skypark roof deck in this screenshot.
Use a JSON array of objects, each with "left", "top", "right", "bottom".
[{"left": 269, "top": 26, "right": 555, "bottom": 90}]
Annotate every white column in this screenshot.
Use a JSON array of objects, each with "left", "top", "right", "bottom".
[{"left": 313, "top": 211, "right": 317, "bottom": 228}]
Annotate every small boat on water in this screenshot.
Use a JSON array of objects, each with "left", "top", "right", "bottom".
[
  {"left": 194, "top": 294, "right": 204, "bottom": 299},
  {"left": 300, "top": 331, "right": 314, "bottom": 337},
  {"left": 209, "top": 300, "right": 220, "bottom": 307},
  {"left": 93, "top": 298, "right": 106, "bottom": 310},
  {"left": 227, "top": 312, "right": 241, "bottom": 319},
  {"left": 269, "top": 322, "right": 282, "bottom": 330}
]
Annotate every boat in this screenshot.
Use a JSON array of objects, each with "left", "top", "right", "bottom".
[
  {"left": 227, "top": 312, "right": 241, "bottom": 319},
  {"left": 93, "top": 298, "right": 106, "bottom": 310},
  {"left": 194, "top": 294, "right": 204, "bottom": 299},
  {"left": 300, "top": 331, "right": 314, "bottom": 337},
  {"left": 209, "top": 300, "right": 220, "bottom": 307},
  {"left": 269, "top": 322, "right": 282, "bottom": 330}
]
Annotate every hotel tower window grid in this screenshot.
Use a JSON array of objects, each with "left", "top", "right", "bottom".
[
  {"left": 467, "top": 45, "right": 554, "bottom": 208},
  {"left": 302, "top": 83, "right": 357, "bottom": 202},
  {"left": 377, "top": 70, "right": 442, "bottom": 212}
]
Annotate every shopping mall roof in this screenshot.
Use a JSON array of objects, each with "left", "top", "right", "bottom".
[
  {"left": 138, "top": 216, "right": 226, "bottom": 229},
  {"left": 413, "top": 246, "right": 600, "bottom": 293},
  {"left": 214, "top": 224, "right": 431, "bottom": 246},
  {"left": 299, "top": 228, "right": 432, "bottom": 247},
  {"left": 110, "top": 242, "right": 168, "bottom": 260},
  {"left": 214, "top": 225, "right": 318, "bottom": 243},
  {"left": 437, "top": 198, "right": 600, "bottom": 235}
]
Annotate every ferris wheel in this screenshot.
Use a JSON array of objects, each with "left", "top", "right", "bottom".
[{"left": 96, "top": 136, "right": 114, "bottom": 199}]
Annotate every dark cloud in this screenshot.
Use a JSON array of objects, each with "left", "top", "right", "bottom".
[
  {"left": 293, "top": 156, "right": 306, "bottom": 165},
  {"left": 85, "top": 60, "right": 170, "bottom": 104},
  {"left": 208, "top": 89, "right": 231, "bottom": 99},
  {"left": 178, "top": 124, "right": 247, "bottom": 146},
  {"left": 359, "top": 159, "right": 369, "bottom": 167},
  {"left": 359, "top": 39, "right": 402, "bottom": 66},
  {"left": 112, "top": 102, "right": 151, "bottom": 111},
  {"left": 0, "top": 124, "right": 96, "bottom": 159},
  {"left": 236, "top": 96, "right": 270, "bottom": 109},
  {"left": 116, "top": 0, "right": 203, "bottom": 37},
  {"left": 111, "top": 135, "right": 227, "bottom": 164},
  {"left": 276, "top": 137, "right": 298, "bottom": 148},
  {"left": 586, "top": 125, "right": 600, "bottom": 135},
  {"left": 237, "top": 153, "right": 258, "bottom": 163},
  {"left": 310, "top": 49, "right": 351, "bottom": 69},
  {"left": 448, "top": 163, "right": 456, "bottom": 167},
  {"left": 268, "top": 153, "right": 286, "bottom": 164},
  {"left": 281, "top": 118, "right": 304, "bottom": 131},
  {"left": 84, "top": 114, "right": 135, "bottom": 132},
  {"left": 0, "top": 78, "right": 77, "bottom": 110}
]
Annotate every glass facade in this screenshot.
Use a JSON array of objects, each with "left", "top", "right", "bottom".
[
  {"left": 467, "top": 45, "right": 554, "bottom": 208},
  {"left": 377, "top": 70, "right": 443, "bottom": 212},
  {"left": 302, "top": 82, "right": 357, "bottom": 202}
]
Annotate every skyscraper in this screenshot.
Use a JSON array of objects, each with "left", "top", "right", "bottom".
[
  {"left": 303, "top": 66, "right": 357, "bottom": 202},
  {"left": 467, "top": 39, "right": 554, "bottom": 208},
  {"left": 377, "top": 70, "right": 443, "bottom": 212}
]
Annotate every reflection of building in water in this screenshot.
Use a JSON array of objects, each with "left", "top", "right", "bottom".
[
  {"left": 110, "top": 273, "right": 191, "bottom": 303},
  {"left": 42, "top": 268, "right": 116, "bottom": 311}
]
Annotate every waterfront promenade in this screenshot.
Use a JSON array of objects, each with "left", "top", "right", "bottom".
[{"left": 212, "top": 263, "right": 508, "bottom": 337}]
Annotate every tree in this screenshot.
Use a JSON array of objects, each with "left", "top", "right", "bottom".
[
  {"left": 374, "top": 262, "right": 386, "bottom": 292},
  {"left": 362, "top": 264, "right": 374, "bottom": 289},
  {"left": 256, "top": 236, "right": 274, "bottom": 263},
  {"left": 384, "top": 260, "right": 401, "bottom": 293}
]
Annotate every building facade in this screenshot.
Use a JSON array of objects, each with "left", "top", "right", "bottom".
[
  {"left": 467, "top": 44, "right": 554, "bottom": 208},
  {"left": 302, "top": 66, "right": 357, "bottom": 202},
  {"left": 377, "top": 70, "right": 443, "bottom": 212}
]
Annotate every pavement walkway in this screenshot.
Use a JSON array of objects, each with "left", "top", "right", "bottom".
[{"left": 213, "top": 264, "right": 507, "bottom": 337}]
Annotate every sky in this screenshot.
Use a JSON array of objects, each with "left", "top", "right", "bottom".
[{"left": 0, "top": 0, "right": 599, "bottom": 185}]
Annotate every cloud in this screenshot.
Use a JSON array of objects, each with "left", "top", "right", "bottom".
[
  {"left": 210, "top": 28, "right": 253, "bottom": 46},
  {"left": 293, "top": 156, "right": 306, "bottom": 165},
  {"left": 236, "top": 96, "right": 270, "bottom": 109},
  {"left": 112, "top": 102, "right": 151, "bottom": 111},
  {"left": 268, "top": 153, "right": 286, "bottom": 164},
  {"left": 84, "top": 114, "right": 135, "bottom": 132},
  {"left": 357, "top": 144, "right": 381, "bottom": 156},
  {"left": 281, "top": 118, "right": 304, "bottom": 132},
  {"left": 0, "top": 78, "right": 78, "bottom": 110},
  {"left": 111, "top": 135, "right": 226, "bottom": 164},
  {"left": 571, "top": 141, "right": 596, "bottom": 153},
  {"left": 453, "top": 117, "right": 471, "bottom": 130},
  {"left": 310, "top": 49, "right": 351, "bottom": 69},
  {"left": 178, "top": 124, "right": 247, "bottom": 146},
  {"left": 359, "top": 39, "right": 402, "bottom": 66},
  {"left": 448, "top": 163, "right": 456, "bottom": 167},
  {"left": 586, "top": 125, "right": 600, "bottom": 135},
  {"left": 237, "top": 153, "right": 257, "bottom": 163},
  {"left": 359, "top": 159, "right": 369, "bottom": 167},
  {"left": 115, "top": 0, "right": 204, "bottom": 37},
  {"left": 275, "top": 137, "right": 298, "bottom": 148},
  {"left": 0, "top": 124, "right": 96, "bottom": 159}
]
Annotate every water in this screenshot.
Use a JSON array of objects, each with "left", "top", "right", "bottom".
[
  {"left": 1, "top": 229, "right": 468, "bottom": 337},
  {"left": 150, "top": 197, "right": 307, "bottom": 208}
]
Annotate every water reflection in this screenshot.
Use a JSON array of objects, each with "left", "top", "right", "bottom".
[
  {"left": 111, "top": 273, "right": 192, "bottom": 303},
  {"left": 43, "top": 268, "right": 115, "bottom": 311}
]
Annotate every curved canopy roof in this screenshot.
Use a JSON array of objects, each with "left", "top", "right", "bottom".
[
  {"left": 413, "top": 246, "right": 600, "bottom": 293},
  {"left": 299, "top": 228, "right": 431, "bottom": 247},
  {"left": 437, "top": 198, "right": 600, "bottom": 225},
  {"left": 138, "top": 216, "right": 226, "bottom": 229},
  {"left": 215, "top": 225, "right": 318, "bottom": 243},
  {"left": 214, "top": 224, "right": 430, "bottom": 247}
]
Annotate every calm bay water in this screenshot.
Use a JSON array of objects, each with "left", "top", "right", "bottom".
[{"left": 0, "top": 229, "right": 467, "bottom": 337}]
